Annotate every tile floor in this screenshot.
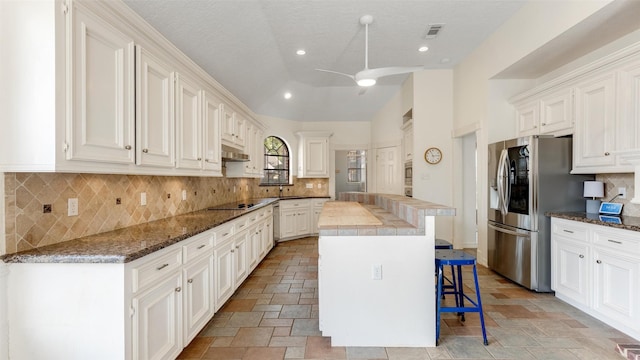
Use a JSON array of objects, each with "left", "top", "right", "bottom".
[{"left": 177, "top": 237, "right": 633, "bottom": 359}]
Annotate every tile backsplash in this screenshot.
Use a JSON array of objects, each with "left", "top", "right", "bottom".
[
  {"left": 3, "top": 173, "right": 328, "bottom": 254},
  {"left": 596, "top": 173, "right": 640, "bottom": 216}
]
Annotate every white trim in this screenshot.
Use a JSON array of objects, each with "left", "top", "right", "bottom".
[
  {"left": 0, "top": 262, "right": 9, "bottom": 360},
  {"left": 452, "top": 122, "right": 480, "bottom": 138}
]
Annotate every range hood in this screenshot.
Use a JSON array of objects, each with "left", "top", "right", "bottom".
[{"left": 221, "top": 145, "right": 249, "bottom": 162}]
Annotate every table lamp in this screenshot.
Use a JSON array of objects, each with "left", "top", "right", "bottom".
[{"left": 584, "top": 181, "right": 604, "bottom": 213}]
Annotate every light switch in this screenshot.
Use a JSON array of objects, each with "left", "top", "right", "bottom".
[
  {"left": 140, "top": 192, "right": 147, "bottom": 206},
  {"left": 182, "top": 189, "right": 187, "bottom": 201}
]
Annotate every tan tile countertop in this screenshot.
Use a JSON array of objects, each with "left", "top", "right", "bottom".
[
  {"left": 318, "top": 193, "right": 456, "bottom": 236},
  {"left": 1, "top": 198, "right": 281, "bottom": 264},
  {"left": 546, "top": 211, "right": 640, "bottom": 232}
]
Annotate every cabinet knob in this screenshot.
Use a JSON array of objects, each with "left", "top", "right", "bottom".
[
  {"left": 235, "top": 245, "right": 239, "bottom": 249},
  {"left": 205, "top": 159, "right": 212, "bottom": 163},
  {"left": 197, "top": 157, "right": 202, "bottom": 161},
  {"left": 604, "top": 152, "right": 610, "bottom": 156},
  {"left": 124, "top": 145, "right": 132, "bottom": 150},
  {"left": 187, "top": 279, "right": 193, "bottom": 284},
  {"left": 175, "top": 287, "right": 182, "bottom": 292},
  {"left": 579, "top": 254, "right": 584, "bottom": 258},
  {"left": 596, "top": 259, "right": 602, "bottom": 264},
  {"left": 142, "top": 148, "right": 149, "bottom": 153},
  {"left": 541, "top": 123, "right": 546, "bottom": 126},
  {"left": 231, "top": 249, "right": 235, "bottom": 253}
]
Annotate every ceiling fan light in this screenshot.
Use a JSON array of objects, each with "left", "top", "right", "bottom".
[{"left": 357, "top": 78, "right": 376, "bottom": 87}]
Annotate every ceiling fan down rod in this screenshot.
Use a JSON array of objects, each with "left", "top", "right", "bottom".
[{"left": 360, "top": 15, "right": 373, "bottom": 70}]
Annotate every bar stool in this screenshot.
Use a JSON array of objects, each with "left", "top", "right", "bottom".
[
  {"left": 435, "top": 249, "right": 488, "bottom": 346},
  {"left": 435, "top": 239, "right": 456, "bottom": 299}
]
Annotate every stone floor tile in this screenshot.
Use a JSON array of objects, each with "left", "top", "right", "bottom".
[
  {"left": 220, "top": 299, "right": 257, "bottom": 312},
  {"left": 230, "top": 327, "right": 274, "bottom": 347},
  {"left": 291, "top": 319, "right": 321, "bottom": 336},
  {"left": 210, "top": 337, "right": 234, "bottom": 347},
  {"left": 285, "top": 346, "right": 306, "bottom": 359},
  {"left": 242, "top": 347, "right": 286, "bottom": 360},
  {"left": 345, "top": 346, "right": 388, "bottom": 359},
  {"left": 226, "top": 312, "right": 264, "bottom": 328},
  {"left": 272, "top": 326, "right": 292, "bottom": 337},
  {"left": 269, "top": 336, "right": 307, "bottom": 347},
  {"left": 177, "top": 337, "right": 214, "bottom": 359},
  {"left": 202, "top": 326, "right": 239, "bottom": 337},
  {"left": 526, "top": 347, "right": 581, "bottom": 360},
  {"left": 385, "top": 347, "right": 429, "bottom": 360},
  {"left": 271, "top": 293, "right": 301, "bottom": 305},
  {"left": 305, "top": 336, "right": 346, "bottom": 359},
  {"left": 280, "top": 304, "right": 311, "bottom": 319},
  {"left": 201, "top": 346, "right": 246, "bottom": 359}
]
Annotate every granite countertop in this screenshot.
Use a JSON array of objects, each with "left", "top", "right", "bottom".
[
  {"left": 546, "top": 211, "right": 640, "bottom": 232},
  {"left": 1, "top": 198, "right": 281, "bottom": 264}
]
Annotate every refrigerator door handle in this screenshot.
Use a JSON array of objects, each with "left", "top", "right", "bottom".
[
  {"left": 496, "top": 149, "right": 509, "bottom": 216},
  {"left": 488, "top": 223, "right": 531, "bottom": 238}
]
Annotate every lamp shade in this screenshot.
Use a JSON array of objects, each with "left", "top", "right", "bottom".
[{"left": 583, "top": 181, "right": 604, "bottom": 198}]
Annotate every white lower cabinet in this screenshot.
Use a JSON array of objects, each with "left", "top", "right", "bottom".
[
  {"left": 278, "top": 198, "right": 327, "bottom": 240},
  {"left": 7, "top": 205, "right": 274, "bottom": 359},
  {"left": 132, "top": 271, "right": 183, "bottom": 360},
  {"left": 551, "top": 218, "right": 640, "bottom": 340}
]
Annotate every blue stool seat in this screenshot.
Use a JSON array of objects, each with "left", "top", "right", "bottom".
[
  {"left": 435, "top": 239, "right": 453, "bottom": 249},
  {"left": 434, "top": 239, "right": 455, "bottom": 299},
  {"left": 435, "top": 249, "right": 488, "bottom": 346}
]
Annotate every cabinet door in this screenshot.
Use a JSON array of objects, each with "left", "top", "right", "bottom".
[
  {"left": 234, "top": 114, "right": 247, "bottom": 149},
  {"left": 221, "top": 105, "right": 236, "bottom": 144},
  {"left": 243, "top": 122, "right": 255, "bottom": 174},
  {"left": 280, "top": 209, "right": 297, "bottom": 239},
  {"left": 552, "top": 237, "right": 590, "bottom": 306},
  {"left": 515, "top": 101, "right": 539, "bottom": 137},
  {"left": 254, "top": 128, "right": 264, "bottom": 176},
  {"left": 68, "top": 6, "right": 135, "bottom": 163},
  {"left": 592, "top": 247, "right": 640, "bottom": 329},
  {"left": 261, "top": 220, "right": 273, "bottom": 258},
  {"left": 247, "top": 224, "right": 261, "bottom": 271},
  {"left": 183, "top": 255, "right": 214, "bottom": 344},
  {"left": 304, "top": 137, "right": 329, "bottom": 177},
  {"left": 295, "top": 208, "right": 311, "bottom": 236},
  {"left": 203, "top": 91, "right": 222, "bottom": 172},
  {"left": 214, "top": 241, "right": 234, "bottom": 311},
  {"left": 136, "top": 46, "right": 175, "bottom": 167},
  {"left": 176, "top": 73, "right": 202, "bottom": 170},
  {"left": 313, "top": 208, "right": 322, "bottom": 234},
  {"left": 618, "top": 60, "right": 640, "bottom": 152},
  {"left": 132, "top": 272, "right": 183, "bottom": 360},
  {"left": 573, "top": 73, "right": 617, "bottom": 169},
  {"left": 234, "top": 232, "right": 249, "bottom": 285},
  {"left": 539, "top": 88, "right": 573, "bottom": 135}
]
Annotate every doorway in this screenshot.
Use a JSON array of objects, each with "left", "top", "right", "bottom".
[
  {"left": 461, "top": 132, "right": 478, "bottom": 248},
  {"left": 335, "top": 150, "right": 367, "bottom": 196}
]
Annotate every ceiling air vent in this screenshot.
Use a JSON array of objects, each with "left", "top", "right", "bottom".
[{"left": 425, "top": 23, "right": 444, "bottom": 39}]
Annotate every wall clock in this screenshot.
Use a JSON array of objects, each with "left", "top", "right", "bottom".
[{"left": 424, "top": 147, "right": 442, "bottom": 164}]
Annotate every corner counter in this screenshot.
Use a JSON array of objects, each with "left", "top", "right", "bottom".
[{"left": 317, "top": 192, "right": 455, "bottom": 347}]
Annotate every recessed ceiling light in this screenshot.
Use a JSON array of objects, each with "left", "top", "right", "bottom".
[
  {"left": 296, "top": 49, "right": 306, "bottom": 55},
  {"left": 284, "top": 92, "right": 292, "bottom": 99},
  {"left": 440, "top": 57, "right": 451, "bottom": 64},
  {"left": 418, "top": 46, "right": 429, "bottom": 52}
]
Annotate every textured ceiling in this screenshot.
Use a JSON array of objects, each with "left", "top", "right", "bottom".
[{"left": 123, "top": 0, "right": 525, "bottom": 122}]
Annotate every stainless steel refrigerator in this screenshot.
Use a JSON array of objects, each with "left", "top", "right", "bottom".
[{"left": 488, "top": 136, "right": 593, "bottom": 292}]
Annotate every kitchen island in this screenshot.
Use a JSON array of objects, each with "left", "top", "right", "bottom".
[{"left": 317, "top": 192, "right": 455, "bottom": 347}]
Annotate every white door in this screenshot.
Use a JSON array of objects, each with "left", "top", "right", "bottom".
[
  {"left": 68, "top": 7, "right": 135, "bottom": 163},
  {"left": 175, "top": 73, "right": 202, "bottom": 170},
  {"left": 183, "top": 255, "right": 214, "bottom": 344},
  {"left": 592, "top": 247, "right": 640, "bottom": 328},
  {"left": 214, "top": 241, "right": 234, "bottom": 311},
  {"left": 136, "top": 46, "right": 175, "bottom": 167},
  {"left": 132, "top": 272, "right": 183, "bottom": 360},
  {"left": 233, "top": 233, "right": 249, "bottom": 285},
  {"left": 295, "top": 208, "right": 311, "bottom": 236},
  {"left": 202, "top": 91, "right": 222, "bottom": 172},
  {"left": 553, "top": 237, "right": 590, "bottom": 306},
  {"left": 375, "top": 146, "right": 400, "bottom": 194},
  {"left": 280, "top": 209, "right": 297, "bottom": 239}
]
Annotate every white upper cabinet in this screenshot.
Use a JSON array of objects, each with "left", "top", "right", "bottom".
[
  {"left": 176, "top": 73, "right": 203, "bottom": 170},
  {"left": 296, "top": 131, "right": 332, "bottom": 178},
  {"left": 202, "top": 91, "right": 222, "bottom": 173},
  {"left": 618, "top": 58, "right": 640, "bottom": 153},
  {"left": 221, "top": 105, "right": 246, "bottom": 150},
  {"left": 514, "top": 87, "right": 573, "bottom": 137},
  {"left": 136, "top": 46, "right": 175, "bottom": 168},
  {"left": 225, "top": 119, "right": 265, "bottom": 178},
  {"left": 67, "top": 4, "right": 136, "bottom": 164},
  {"left": 573, "top": 73, "right": 617, "bottom": 171}
]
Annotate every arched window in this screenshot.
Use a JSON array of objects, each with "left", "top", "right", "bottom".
[{"left": 261, "top": 136, "right": 290, "bottom": 185}]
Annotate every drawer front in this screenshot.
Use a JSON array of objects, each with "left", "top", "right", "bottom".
[
  {"left": 552, "top": 219, "right": 588, "bottom": 242},
  {"left": 183, "top": 232, "right": 214, "bottom": 263},
  {"left": 132, "top": 247, "right": 182, "bottom": 293},
  {"left": 592, "top": 226, "right": 640, "bottom": 255},
  {"left": 246, "top": 212, "right": 259, "bottom": 225},
  {"left": 235, "top": 217, "right": 250, "bottom": 233},
  {"left": 213, "top": 222, "right": 235, "bottom": 247},
  {"left": 312, "top": 199, "right": 328, "bottom": 208},
  {"left": 280, "top": 200, "right": 310, "bottom": 210}
]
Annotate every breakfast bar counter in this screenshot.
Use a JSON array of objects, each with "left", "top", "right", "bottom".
[{"left": 317, "top": 192, "right": 455, "bottom": 347}]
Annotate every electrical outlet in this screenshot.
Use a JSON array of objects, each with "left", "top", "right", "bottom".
[
  {"left": 306, "top": 183, "right": 313, "bottom": 189},
  {"left": 619, "top": 187, "right": 627, "bottom": 199},
  {"left": 68, "top": 198, "right": 78, "bottom": 216},
  {"left": 182, "top": 189, "right": 187, "bottom": 201},
  {"left": 372, "top": 264, "right": 382, "bottom": 280},
  {"left": 140, "top": 192, "right": 147, "bottom": 206},
  {"left": 317, "top": 183, "right": 322, "bottom": 189}
]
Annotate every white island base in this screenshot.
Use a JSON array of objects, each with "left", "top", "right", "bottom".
[{"left": 318, "top": 218, "right": 436, "bottom": 347}]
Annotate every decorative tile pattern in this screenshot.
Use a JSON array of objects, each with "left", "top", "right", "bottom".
[
  {"left": 2, "top": 173, "right": 328, "bottom": 255},
  {"left": 597, "top": 173, "right": 640, "bottom": 216}
]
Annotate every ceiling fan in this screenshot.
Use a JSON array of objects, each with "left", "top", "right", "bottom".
[{"left": 316, "top": 15, "right": 424, "bottom": 87}]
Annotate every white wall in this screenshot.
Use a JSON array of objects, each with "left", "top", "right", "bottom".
[
  {"left": 412, "top": 70, "right": 454, "bottom": 241},
  {"left": 453, "top": 0, "right": 613, "bottom": 265}
]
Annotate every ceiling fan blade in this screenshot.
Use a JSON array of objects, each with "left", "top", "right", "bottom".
[
  {"left": 358, "top": 87, "right": 368, "bottom": 96},
  {"left": 315, "top": 68, "right": 356, "bottom": 81},
  {"left": 360, "top": 66, "right": 425, "bottom": 79}
]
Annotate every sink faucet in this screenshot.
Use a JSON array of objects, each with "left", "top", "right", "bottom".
[{"left": 279, "top": 185, "right": 283, "bottom": 198}]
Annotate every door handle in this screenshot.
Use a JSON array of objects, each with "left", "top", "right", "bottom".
[{"left": 488, "top": 223, "right": 531, "bottom": 238}]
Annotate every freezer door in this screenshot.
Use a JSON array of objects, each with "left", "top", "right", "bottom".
[{"left": 488, "top": 221, "right": 541, "bottom": 291}]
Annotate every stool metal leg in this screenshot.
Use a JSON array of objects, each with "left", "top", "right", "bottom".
[
  {"left": 436, "top": 262, "right": 443, "bottom": 345},
  {"left": 472, "top": 263, "right": 488, "bottom": 345},
  {"left": 455, "top": 264, "right": 465, "bottom": 322}
]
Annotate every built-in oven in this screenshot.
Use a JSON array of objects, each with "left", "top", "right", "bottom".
[
  {"left": 404, "top": 187, "right": 412, "bottom": 197},
  {"left": 404, "top": 161, "right": 412, "bottom": 186}
]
